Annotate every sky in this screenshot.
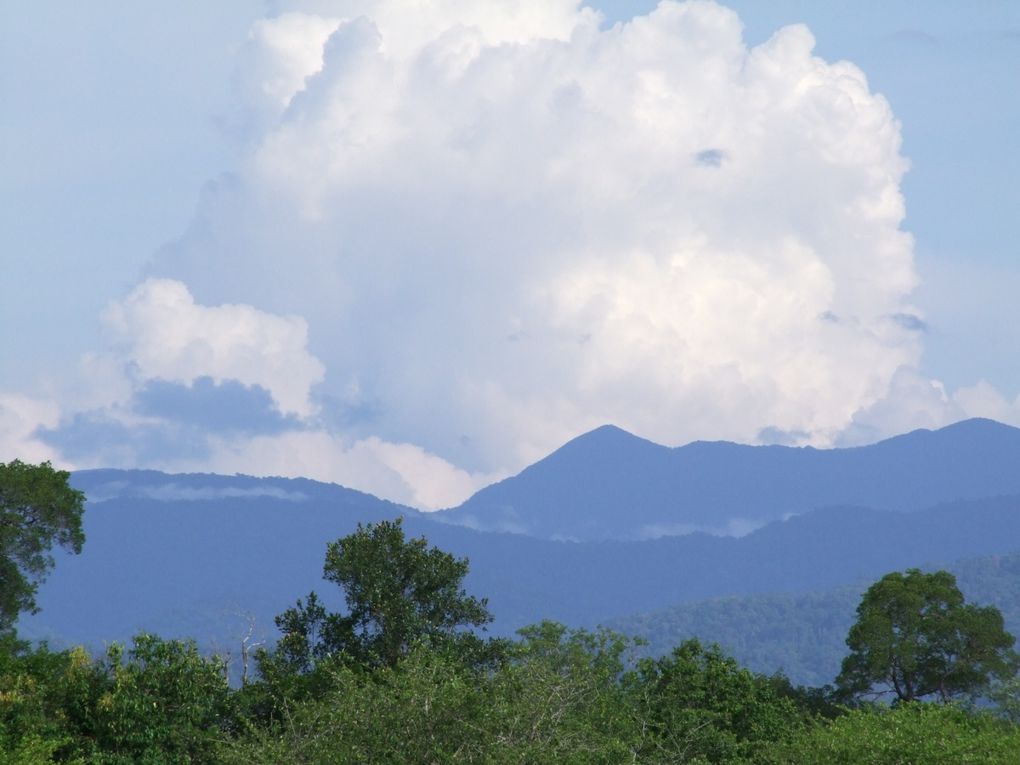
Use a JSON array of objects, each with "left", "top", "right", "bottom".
[{"left": 2, "top": 0, "right": 1018, "bottom": 510}]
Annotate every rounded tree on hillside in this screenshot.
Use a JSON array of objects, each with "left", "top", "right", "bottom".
[
  {"left": 273, "top": 518, "right": 492, "bottom": 671},
  {"left": 837, "top": 568, "right": 1019, "bottom": 703}
]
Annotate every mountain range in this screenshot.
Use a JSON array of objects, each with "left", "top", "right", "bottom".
[
  {"left": 440, "top": 417, "right": 1020, "bottom": 540},
  {"left": 17, "top": 417, "right": 1020, "bottom": 687}
]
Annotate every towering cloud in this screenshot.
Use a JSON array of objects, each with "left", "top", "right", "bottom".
[
  {"left": 153, "top": 0, "right": 921, "bottom": 471},
  {"left": 14, "top": 1, "right": 1012, "bottom": 510}
]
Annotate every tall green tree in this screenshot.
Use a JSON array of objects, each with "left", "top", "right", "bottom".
[
  {"left": 837, "top": 568, "right": 1019, "bottom": 703},
  {"left": 273, "top": 519, "right": 492, "bottom": 670},
  {"left": 0, "top": 460, "right": 85, "bottom": 633}
]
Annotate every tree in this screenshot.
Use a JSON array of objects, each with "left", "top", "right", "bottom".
[
  {"left": 488, "top": 622, "right": 640, "bottom": 763},
  {"left": 222, "top": 647, "right": 493, "bottom": 765},
  {"left": 632, "top": 639, "right": 805, "bottom": 763},
  {"left": 836, "top": 568, "right": 1019, "bottom": 703},
  {"left": 273, "top": 519, "right": 492, "bottom": 670},
  {"left": 0, "top": 633, "right": 228, "bottom": 764},
  {"left": 88, "top": 634, "right": 230, "bottom": 764},
  {"left": 0, "top": 460, "right": 85, "bottom": 633}
]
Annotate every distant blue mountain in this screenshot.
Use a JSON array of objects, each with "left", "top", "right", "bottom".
[
  {"left": 17, "top": 419, "right": 1020, "bottom": 673},
  {"left": 69, "top": 468, "right": 408, "bottom": 511},
  {"left": 438, "top": 418, "right": 1020, "bottom": 540},
  {"left": 18, "top": 467, "right": 1020, "bottom": 663}
]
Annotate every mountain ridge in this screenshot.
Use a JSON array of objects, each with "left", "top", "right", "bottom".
[
  {"left": 16, "top": 417, "right": 1020, "bottom": 670},
  {"left": 440, "top": 417, "right": 1020, "bottom": 540},
  {"left": 21, "top": 484, "right": 1020, "bottom": 656}
]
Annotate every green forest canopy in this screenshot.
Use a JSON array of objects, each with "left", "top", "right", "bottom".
[{"left": 3, "top": 466, "right": 1020, "bottom": 763}]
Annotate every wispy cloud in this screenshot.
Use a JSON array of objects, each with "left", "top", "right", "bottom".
[{"left": 86, "top": 481, "right": 309, "bottom": 504}]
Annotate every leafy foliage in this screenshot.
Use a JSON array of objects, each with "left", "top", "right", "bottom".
[
  {"left": 226, "top": 622, "right": 820, "bottom": 764},
  {"left": 0, "top": 461, "right": 85, "bottom": 632},
  {"left": 271, "top": 519, "right": 492, "bottom": 671},
  {"left": 837, "top": 568, "right": 1019, "bottom": 702},
  {"left": 763, "top": 702, "right": 1020, "bottom": 764},
  {"left": 4, "top": 514, "right": 1020, "bottom": 763},
  {"left": 221, "top": 647, "right": 491, "bottom": 764},
  {"left": 631, "top": 639, "right": 807, "bottom": 763},
  {"left": 483, "top": 622, "right": 642, "bottom": 763},
  {"left": 0, "top": 634, "right": 228, "bottom": 764},
  {"left": 86, "top": 635, "right": 229, "bottom": 763}
]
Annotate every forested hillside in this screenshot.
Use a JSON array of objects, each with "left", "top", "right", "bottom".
[
  {"left": 6, "top": 477, "right": 1020, "bottom": 764},
  {"left": 10, "top": 421, "right": 1020, "bottom": 761},
  {"left": 609, "top": 550, "right": 1020, "bottom": 687},
  {"left": 609, "top": 588, "right": 862, "bottom": 688},
  {"left": 22, "top": 472, "right": 1020, "bottom": 669}
]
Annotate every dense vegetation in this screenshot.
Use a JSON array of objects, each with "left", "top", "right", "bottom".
[
  {"left": 6, "top": 624, "right": 1020, "bottom": 764},
  {"left": 608, "top": 588, "right": 862, "bottom": 687},
  {"left": 5, "top": 464, "right": 1020, "bottom": 762},
  {"left": 611, "top": 550, "right": 1020, "bottom": 687}
]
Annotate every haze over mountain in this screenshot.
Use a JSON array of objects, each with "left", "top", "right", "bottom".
[
  {"left": 22, "top": 484, "right": 1020, "bottom": 681},
  {"left": 440, "top": 418, "right": 1020, "bottom": 540},
  {"left": 13, "top": 420, "right": 1020, "bottom": 689},
  {"left": 19, "top": 418, "right": 1020, "bottom": 678}
]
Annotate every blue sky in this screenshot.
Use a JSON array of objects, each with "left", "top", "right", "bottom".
[{"left": 2, "top": 1, "right": 1018, "bottom": 508}]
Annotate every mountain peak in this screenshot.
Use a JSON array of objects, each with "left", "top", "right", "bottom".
[
  {"left": 936, "top": 417, "right": 1020, "bottom": 436},
  {"left": 582, "top": 423, "right": 633, "bottom": 439},
  {"left": 538, "top": 424, "right": 666, "bottom": 469},
  {"left": 873, "top": 417, "right": 1020, "bottom": 450},
  {"left": 560, "top": 423, "right": 651, "bottom": 448},
  {"left": 443, "top": 418, "right": 1020, "bottom": 541}
]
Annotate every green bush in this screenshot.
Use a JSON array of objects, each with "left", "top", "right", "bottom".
[{"left": 763, "top": 702, "right": 1020, "bottom": 765}]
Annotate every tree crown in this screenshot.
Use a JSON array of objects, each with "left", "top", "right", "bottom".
[
  {"left": 0, "top": 460, "right": 86, "bottom": 632},
  {"left": 273, "top": 518, "right": 491, "bottom": 671},
  {"left": 837, "top": 568, "right": 1019, "bottom": 703}
]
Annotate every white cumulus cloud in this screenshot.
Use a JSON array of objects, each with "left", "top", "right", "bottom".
[
  {"left": 11, "top": 1, "right": 1017, "bottom": 512},
  {"left": 0, "top": 395, "right": 63, "bottom": 464},
  {"left": 152, "top": 0, "right": 924, "bottom": 471},
  {"left": 101, "top": 278, "right": 325, "bottom": 418},
  {"left": 10, "top": 277, "right": 492, "bottom": 509}
]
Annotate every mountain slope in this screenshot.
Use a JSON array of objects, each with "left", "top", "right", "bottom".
[
  {"left": 439, "top": 418, "right": 1020, "bottom": 540},
  {"left": 18, "top": 469, "right": 1020, "bottom": 661},
  {"left": 607, "top": 550, "right": 1020, "bottom": 688}
]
